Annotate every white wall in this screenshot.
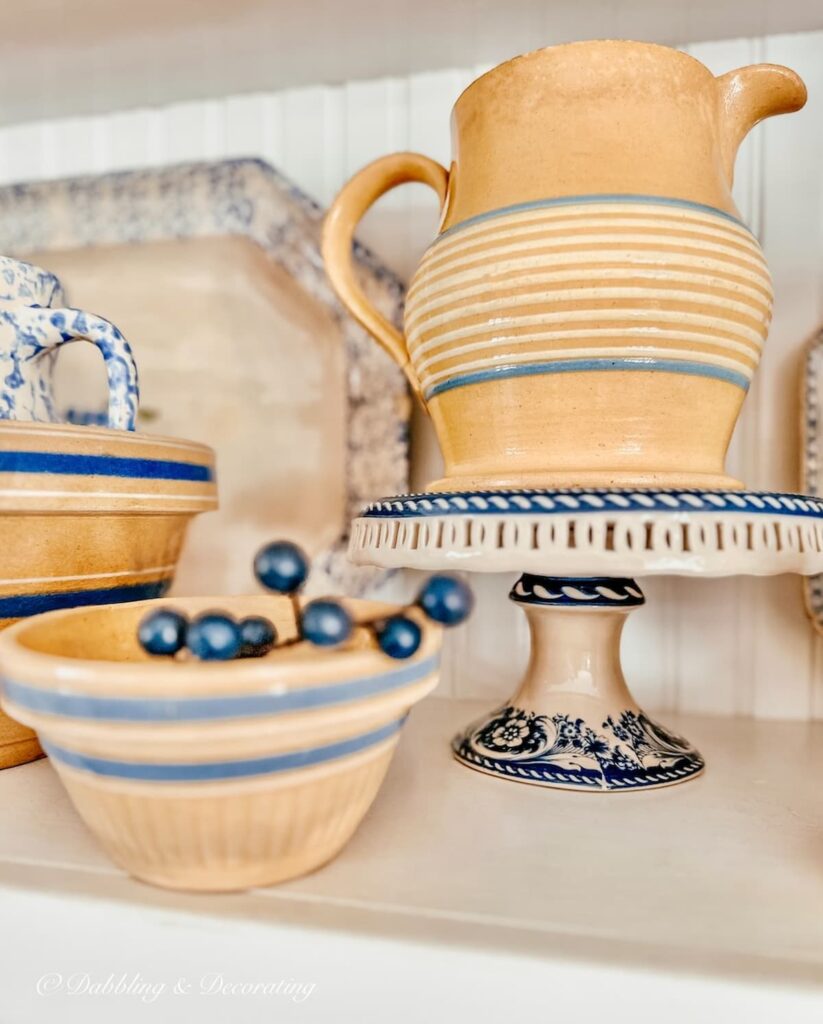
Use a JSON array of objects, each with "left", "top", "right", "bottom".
[{"left": 0, "top": 33, "right": 821, "bottom": 718}]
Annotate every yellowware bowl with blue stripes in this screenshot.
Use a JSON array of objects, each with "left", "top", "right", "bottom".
[
  {"left": 0, "top": 595, "right": 441, "bottom": 891},
  {"left": 0, "top": 420, "right": 217, "bottom": 769}
]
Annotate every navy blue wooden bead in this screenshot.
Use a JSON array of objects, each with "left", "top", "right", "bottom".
[
  {"left": 239, "top": 615, "right": 277, "bottom": 657},
  {"left": 376, "top": 616, "right": 422, "bottom": 659},
  {"left": 301, "top": 599, "right": 353, "bottom": 647},
  {"left": 187, "top": 612, "right": 242, "bottom": 661},
  {"left": 138, "top": 608, "right": 188, "bottom": 657},
  {"left": 417, "top": 574, "right": 474, "bottom": 626},
  {"left": 253, "top": 540, "right": 309, "bottom": 595}
]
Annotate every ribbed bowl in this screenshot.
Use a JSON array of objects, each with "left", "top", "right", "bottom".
[
  {"left": 0, "top": 595, "right": 441, "bottom": 891},
  {"left": 0, "top": 420, "right": 217, "bottom": 769}
]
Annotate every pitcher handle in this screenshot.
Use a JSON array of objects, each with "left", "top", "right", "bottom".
[
  {"left": 322, "top": 153, "right": 450, "bottom": 405},
  {"left": 22, "top": 307, "right": 139, "bottom": 431}
]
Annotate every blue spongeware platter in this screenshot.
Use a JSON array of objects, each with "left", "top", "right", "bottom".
[
  {"left": 350, "top": 486, "right": 823, "bottom": 791},
  {"left": 0, "top": 158, "right": 408, "bottom": 597}
]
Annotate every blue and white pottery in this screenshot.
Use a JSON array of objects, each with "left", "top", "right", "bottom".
[
  {"left": 350, "top": 484, "right": 823, "bottom": 791},
  {"left": 351, "top": 486, "right": 823, "bottom": 577},
  {"left": 451, "top": 575, "right": 704, "bottom": 792},
  {"left": 0, "top": 256, "right": 138, "bottom": 430}
]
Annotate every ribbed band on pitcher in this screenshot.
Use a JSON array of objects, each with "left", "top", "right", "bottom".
[{"left": 405, "top": 195, "right": 772, "bottom": 400}]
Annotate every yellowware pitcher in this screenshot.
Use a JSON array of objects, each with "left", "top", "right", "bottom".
[{"left": 323, "top": 41, "right": 806, "bottom": 491}]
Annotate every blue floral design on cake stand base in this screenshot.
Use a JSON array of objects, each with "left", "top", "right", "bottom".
[
  {"left": 452, "top": 575, "right": 704, "bottom": 791},
  {"left": 351, "top": 485, "right": 823, "bottom": 792}
]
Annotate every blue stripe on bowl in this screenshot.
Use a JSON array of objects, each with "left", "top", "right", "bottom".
[
  {"left": 424, "top": 358, "right": 750, "bottom": 400},
  {"left": 0, "top": 450, "right": 213, "bottom": 482},
  {"left": 434, "top": 193, "right": 748, "bottom": 244},
  {"left": 42, "top": 716, "right": 405, "bottom": 781},
  {"left": 2, "top": 653, "right": 439, "bottom": 721},
  {"left": 0, "top": 579, "right": 171, "bottom": 619}
]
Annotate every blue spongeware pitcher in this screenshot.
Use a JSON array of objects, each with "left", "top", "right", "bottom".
[{"left": 0, "top": 256, "right": 138, "bottom": 430}]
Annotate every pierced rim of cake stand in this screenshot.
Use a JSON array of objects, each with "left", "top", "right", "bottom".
[{"left": 350, "top": 487, "right": 823, "bottom": 577}]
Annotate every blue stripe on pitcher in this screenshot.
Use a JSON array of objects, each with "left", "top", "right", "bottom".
[
  {"left": 424, "top": 357, "right": 751, "bottom": 400},
  {"left": 434, "top": 193, "right": 750, "bottom": 244}
]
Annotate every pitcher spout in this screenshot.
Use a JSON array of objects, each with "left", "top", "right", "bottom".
[{"left": 716, "top": 64, "right": 807, "bottom": 185}]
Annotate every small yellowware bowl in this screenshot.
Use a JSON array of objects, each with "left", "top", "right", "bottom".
[{"left": 0, "top": 595, "right": 441, "bottom": 892}]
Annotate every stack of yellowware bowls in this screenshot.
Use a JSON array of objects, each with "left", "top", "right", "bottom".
[{"left": 0, "top": 423, "right": 217, "bottom": 768}]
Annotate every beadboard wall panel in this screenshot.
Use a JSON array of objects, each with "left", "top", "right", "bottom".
[
  {"left": 757, "top": 32, "right": 823, "bottom": 720},
  {"left": 0, "top": 34, "right": 821, "bottom": 717}
]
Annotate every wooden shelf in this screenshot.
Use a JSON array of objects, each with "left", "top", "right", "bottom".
[
  {"left": 2, "top": 696, "right": 823, "bottom": 1020},
  {"left": 1, "top": 0, "right": 822, "bottom": 126}
]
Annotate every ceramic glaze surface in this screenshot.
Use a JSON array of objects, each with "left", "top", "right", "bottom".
[
  {"left": 0, "top": 420, "right": 217, "bottom": 770},
  {"left": 0, "top": 256, "right": 138, "bottom": 431},
  {"left": 450, "top": 574, "right": 703, "bottom": 791},
  {"left": 323, "top": 41, "right": 806, "bottom": 490},
  {"left": 406, "top": 197, "right": 770, "bottom": 402},
  {"left": 0, "top": 595, "right": 441, "bottom": 890},
  {"left": 510, "top": 575, "right": 646, "bottom": 608},
  {"left": 351, "top": 487, "right": 823, "bottom": 577},
  {"left": 454, "top": 706, "right": 704, "bottom": 790}
]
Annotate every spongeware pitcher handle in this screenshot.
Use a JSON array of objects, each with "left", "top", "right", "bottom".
[
  {"left": 716, "top": 63, "right": 807, "bottom": 184},
  {"left": 21, "top": 307, "right": 140, "bottom": 431},
  {"left": 322, "top": 153, "right": 449, "bottom": 406}
]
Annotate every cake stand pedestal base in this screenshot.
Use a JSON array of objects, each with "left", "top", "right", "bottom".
[{"left": 451, "top": 575, "right": 703, "bottom": 792}]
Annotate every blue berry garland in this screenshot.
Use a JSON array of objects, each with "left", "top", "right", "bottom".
[{"left": 139, "top": 543, "right": 473, "bottom": 662}]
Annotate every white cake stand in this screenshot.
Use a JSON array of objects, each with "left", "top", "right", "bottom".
[{"left": 350, "top": 488, "right": 823, "bottom": 792}]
